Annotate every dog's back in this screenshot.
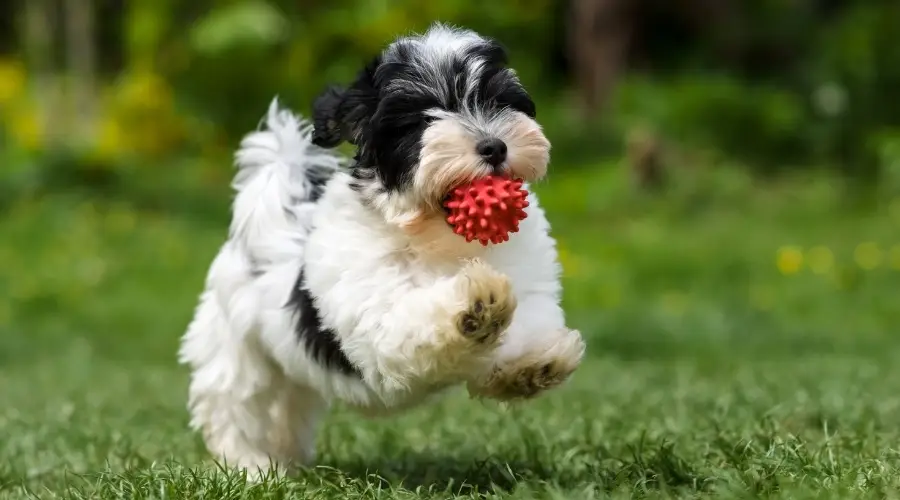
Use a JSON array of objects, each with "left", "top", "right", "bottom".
[{"left": 229, "top": 99, "right": 343, "bottom": 272}]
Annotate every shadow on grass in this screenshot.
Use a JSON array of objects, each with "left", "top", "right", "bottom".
[{"left": 316, "top": 438, "right": 715, "bottom": 495}]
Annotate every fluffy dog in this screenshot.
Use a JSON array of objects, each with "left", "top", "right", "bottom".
[{"left": 178, "top": 22, "right": 586, "bottom": 477}]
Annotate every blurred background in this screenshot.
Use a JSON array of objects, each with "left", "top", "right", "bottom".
[
  {"left": 3, "top": 0, "right": 900, "bottom": 374},
  {"left": 3, "top": 1, "right": 900, "bottom": 492},
  {"left": 3, "top": 0, "right": 900, "bottom": 190}
]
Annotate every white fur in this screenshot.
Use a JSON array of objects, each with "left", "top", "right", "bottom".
[{"left": 178, "top": 99, "right": 585, "bottom": 477}]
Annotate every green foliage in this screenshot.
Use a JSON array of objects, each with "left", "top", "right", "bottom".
[
  {"left": 603, "top": 1, "right": 900, "bottom": 178},
  {"left": 805, "top": 3, "right": 900, "bottom": 179},
  {"left": 611, "top": 75, "right": 808, "bottom": 172},
  {"left": 189, "top": 1, "right": 289, "bottom": 57},
  {"left": 876, "top": 130, "right": 900, "bottom": 195},
  {"left": 164, "top": 0, "right": 560, "bottom": 141},
  {"left": 3, "top": 0, "right": 900, "bottom": 194},
  {"left": 120, "top": 0, "right": 900, "bottom": 182}
]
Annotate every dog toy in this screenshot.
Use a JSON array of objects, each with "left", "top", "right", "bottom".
[{"left": 444, "top": 175, "right": 529, "bottom": 245}]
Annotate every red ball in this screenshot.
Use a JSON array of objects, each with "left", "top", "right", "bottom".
[{"left": 443, "top": 175, "right": 529, "bottom": 246}]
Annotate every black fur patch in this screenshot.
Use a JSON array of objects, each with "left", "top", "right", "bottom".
[
  {"left": 286, "top": 271, "right": 361, "bottom": 377},
  {"left": 306, "top": 170, "right": 331, "bottom": 202},
  {"left": 310, "top": 28, "right": 537, "bottom": 197},
  {"left": 349, "top": 165, "right": 382, "bottom": 194}
]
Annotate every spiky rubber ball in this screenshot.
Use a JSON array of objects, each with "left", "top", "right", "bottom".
[{"left": 443, "top": 175, "right": 529, "bottom": 246}]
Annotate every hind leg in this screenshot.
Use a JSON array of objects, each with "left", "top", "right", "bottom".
[
  {"left": 269, "top": 379, "right": 328, "bottom": 470},
  {"left": 179, "top": 289, "right": 326, "bottom": 479}
]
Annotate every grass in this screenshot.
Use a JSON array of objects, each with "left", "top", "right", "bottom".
[{"left": 3, "top": 162, "right": 900, "bottom": 499}]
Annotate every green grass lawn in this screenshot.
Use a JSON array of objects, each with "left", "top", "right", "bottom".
[{"left": 3, "top": 164, "right": 900, "bottom": 499}]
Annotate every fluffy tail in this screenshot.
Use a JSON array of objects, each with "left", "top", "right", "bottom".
[{"left": 229, "top": 98, "right": 344, "bottom": 270}]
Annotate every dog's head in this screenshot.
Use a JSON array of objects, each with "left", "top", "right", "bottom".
[{"left": 311, "top": 23, "right": 550, "bottom": 227}]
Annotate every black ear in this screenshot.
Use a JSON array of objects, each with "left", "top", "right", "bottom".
[
  {"left": 311, "top": 86, "right": 347, "bottom": 148},
  {"left": 311, "top": 56, "right": 382, "bottom": 148}
]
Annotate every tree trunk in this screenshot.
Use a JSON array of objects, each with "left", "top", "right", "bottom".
[
  {"left": 567, "top": 0, "right": 632, "bottom": 121},
  {"left": 21, "top": 0, "right": 60, "bottom": 147},
  {"left": 63, "top": 0, "right": 97, "bottom": 144}
]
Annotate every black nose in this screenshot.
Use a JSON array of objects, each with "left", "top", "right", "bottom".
[{"left": 476, "top": 138, "right": 507, "bottom": 166}]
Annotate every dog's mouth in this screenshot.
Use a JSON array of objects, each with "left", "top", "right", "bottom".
[{"left": 441, "top": 196, "right": 453, "bottom": 216}]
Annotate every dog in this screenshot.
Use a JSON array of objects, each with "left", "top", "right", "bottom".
[{"left": 178, "top": 22, "right": 586, "bottom": 477}]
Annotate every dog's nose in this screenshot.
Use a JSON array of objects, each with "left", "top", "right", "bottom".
[{"left": 476, "top": 138, "right": 507, "bottom": 167}]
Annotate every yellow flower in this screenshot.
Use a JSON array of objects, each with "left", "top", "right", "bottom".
[
  {"left": 94, "top": 114, "right": 124, "bottom": 160},
  {"left": 7, "top": 105, "right": 43, "bottom": 150},
  {"left": 119, "top": 69, "right": 171, "bottom": 110},
  {"left": 854, "top": 242, "right": 882, "bottom": 270},
  {"left": 776, "top": 246, "right": 804, "bottom": 275},
  {"left": 0, "top": 58, "right": 25, "bottom": 106},
  {"left": 807, "top": 246, "right": 835, "bottom": 275}
]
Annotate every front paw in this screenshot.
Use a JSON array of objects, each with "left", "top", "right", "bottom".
[
  {"left": 454, "top": 259, "right": 517, "bottom": 345},
  {"left": 468, "top": 328, "right": 585, "bottom": 401}
]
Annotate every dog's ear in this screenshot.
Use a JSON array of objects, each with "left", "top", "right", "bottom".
[
  {"left": 311, "top": 86, "right": 348, "bottom": 148},
  {"left": 312, "top": 56, "right": 381, "bottom": 148}
]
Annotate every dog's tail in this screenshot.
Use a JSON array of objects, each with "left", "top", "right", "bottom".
[{"left": 229, "top": 98, "right": 343, "bottom": 268}]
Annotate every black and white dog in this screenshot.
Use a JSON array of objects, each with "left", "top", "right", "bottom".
[{"left": 178, "top": 22, "right": 585, "bottom": 477}]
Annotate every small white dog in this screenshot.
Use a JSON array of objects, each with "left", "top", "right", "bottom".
[{"left": 178, "top": 22, "right": 585, "bottom": 477}]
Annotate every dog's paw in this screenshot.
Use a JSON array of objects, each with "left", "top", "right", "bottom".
[
  {"left": 453, "top": 259, "right": 516, "bottom": 345},
  {"left": 468, "top": 328, "right": 585, "bottom": 401}
]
